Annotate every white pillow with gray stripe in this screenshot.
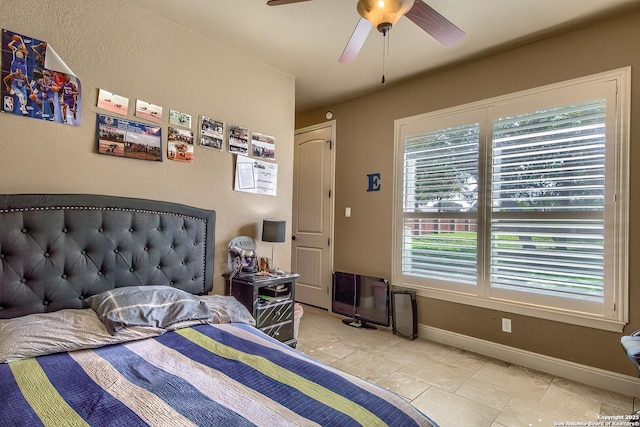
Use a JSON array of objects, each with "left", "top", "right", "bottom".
[{"left": 85, "top": 285, "right": 212, "bottom": 334}]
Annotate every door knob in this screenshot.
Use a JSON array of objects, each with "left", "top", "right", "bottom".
[{"left": 292, "top": 236, "right": 296, "bottom": 240}]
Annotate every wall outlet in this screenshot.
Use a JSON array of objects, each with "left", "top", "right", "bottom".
[{"left": 501, "top": 318, "right": 512, "bottom": 333}]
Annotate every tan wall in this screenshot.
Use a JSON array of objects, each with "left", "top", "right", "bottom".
[
  {"left": 297, "top": 7, "right": 640, "bottom": 376},
  {"left": 0, "top": 0, "right": 295, "bottom": 295}
]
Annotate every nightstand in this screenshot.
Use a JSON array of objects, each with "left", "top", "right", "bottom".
[{"left": 223, "top": 272, "right": 299, "bottom": 348}]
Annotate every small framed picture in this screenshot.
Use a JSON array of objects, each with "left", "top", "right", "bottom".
[
  {"left": 169, "top": 109, "right": 192, "bottom": 128},
  {"left": 251, "top": 132, "right": 275, "bottom": 160},
  {"left": 135, "top": 99, "right": 162, "bottom": 123},
  {"left": 228, "top": 124, "right": 249, "bottom": 155},
  {"left": 97, "top": 89, "right": 128, "bottom": 116},
  {"left": 167, "top": 126, "right": 194, "bottom": 163},
  {"left": 199, "top": 116, "right": 224, "bottom": 151},
  {"left": 96, "top": 113, "right": 162, "bottom": 162}
]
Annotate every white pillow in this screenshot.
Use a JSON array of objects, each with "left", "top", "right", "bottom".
[
  {"left": 84, "top": 286, "right": 212, "bottom": 334},
  {"left": 0, "top": 309, "right": 163, "bottom": 363}
]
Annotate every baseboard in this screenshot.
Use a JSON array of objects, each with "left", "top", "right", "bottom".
[{"left": 419, "top": 324, "right": 640, "bottom": 398}]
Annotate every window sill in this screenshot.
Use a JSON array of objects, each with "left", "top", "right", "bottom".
[{"left": 400, "top": 284, "right": 626, "bottom": 333}]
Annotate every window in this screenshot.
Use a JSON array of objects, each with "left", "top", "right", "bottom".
[{"left": 393, "top": 69, "right": 630, "bottom": 331}]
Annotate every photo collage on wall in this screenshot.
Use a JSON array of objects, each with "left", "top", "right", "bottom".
[
  {"left": 197, "top": 117, "right": 277, "bottom": 162},
  {"left": 0, "top": 24, "right": 280, "bottom": 171},
  {"left": 95, "top": 90, "right": 163, "bottom": 162},
  {"left": 1, "top": 29, "right": 82, "bottom": 126}
]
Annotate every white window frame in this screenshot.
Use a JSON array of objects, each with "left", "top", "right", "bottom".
[{"left": 392, "top": 68, "right": 630, "bottom": 332}]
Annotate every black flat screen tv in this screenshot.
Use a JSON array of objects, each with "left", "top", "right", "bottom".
[{"left": 332, "top": 271, "right": 390, "bottom": 329}]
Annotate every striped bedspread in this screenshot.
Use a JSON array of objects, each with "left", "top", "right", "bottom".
[{"left": 0, "top": 323, "right": 438, "bottom": 426}]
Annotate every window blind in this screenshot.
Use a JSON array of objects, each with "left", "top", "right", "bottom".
[
  {"left": 490, "top": 100, "right": 606, "bottom": 301},
  {"left": 402, "top": 122, "right": 479, "bottom": 284}
]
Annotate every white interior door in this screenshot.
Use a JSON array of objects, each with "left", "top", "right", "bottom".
[{"left": 292, "top": 122, "right": 334, "bottom": 308}]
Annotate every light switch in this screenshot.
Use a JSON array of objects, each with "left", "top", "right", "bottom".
[{"left": 345, "top": 207, "right": 351, "bottom": 217}]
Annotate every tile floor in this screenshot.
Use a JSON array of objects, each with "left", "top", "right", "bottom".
[{"left": 295, "top": 304, "right": 638, "bottom": 427}]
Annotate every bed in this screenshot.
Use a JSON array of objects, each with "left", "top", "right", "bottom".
[{"left": 0, "top": 194, "right": 438, "bottom": 426}]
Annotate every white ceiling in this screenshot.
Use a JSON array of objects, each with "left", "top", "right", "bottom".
[{"left": 130, "top": 0, "right": 638, "bottom": 113}]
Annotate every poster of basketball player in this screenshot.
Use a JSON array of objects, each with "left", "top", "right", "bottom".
[
  {"left": 96, "top": 114, "right": 162, "bottom": 161},
  {"left": 1, "top": 29, "right": 82, "bottom": 125},
  {"left": 167, "top": 126, "right": 194, "bottom": 163},
  {"left": 199, "top": 116, "right": 224, "bottom": 151}
]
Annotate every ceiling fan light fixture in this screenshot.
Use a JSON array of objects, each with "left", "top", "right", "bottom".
[{"left": 357, "top": 0, "right": 414, "bottom": 32}]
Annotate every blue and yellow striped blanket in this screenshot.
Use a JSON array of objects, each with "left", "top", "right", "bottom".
[{"left": 0, "top": 323, "right": 437, "bottom": 426}]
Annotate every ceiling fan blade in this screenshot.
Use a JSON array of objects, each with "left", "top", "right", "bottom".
[
  {"left": 266, "top": 0, "right": 314, "bottom": 5},
  {"left": 339, "top": 18, "right": 372, "bottom": 64},
  {"left": 405, "top": 1, "right": 464, "bottom": 47}
]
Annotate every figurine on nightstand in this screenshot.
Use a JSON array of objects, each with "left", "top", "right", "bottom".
[
  {"left": 257, "top": 257, "right": 270, "bottom": 276},
  {"left": 256, "top": 256, "right": 285, "bottom": 277}
]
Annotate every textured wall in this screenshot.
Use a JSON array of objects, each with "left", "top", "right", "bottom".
[{"left": 0, "top": 0, "right": 296, "bottom": 295}]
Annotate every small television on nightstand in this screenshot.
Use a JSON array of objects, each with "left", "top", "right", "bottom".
[{"left": 332, "top": 271, "right": 390, "bottom": 329}]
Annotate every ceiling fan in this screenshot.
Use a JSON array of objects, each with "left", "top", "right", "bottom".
[{"left": 266, "top": 0, "right": 465, "bottom": 63}]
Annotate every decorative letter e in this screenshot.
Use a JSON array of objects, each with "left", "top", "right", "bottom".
[{"left": 367, "top": 173, "right": 381, "bottom": 192}]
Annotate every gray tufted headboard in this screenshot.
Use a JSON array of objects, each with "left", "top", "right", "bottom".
[{"left": 0, "top": 194, "right": 215, "bottom": 319}]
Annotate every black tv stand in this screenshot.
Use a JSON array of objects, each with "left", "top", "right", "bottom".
[{"left": 342, "top": 318, "right": 377, "bottom": 330}]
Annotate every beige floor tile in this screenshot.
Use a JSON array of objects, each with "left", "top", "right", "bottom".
[
  {"left": 470, "top": 362, "right": 553, "bottom": 402},
  {"left": 297, "top": 346, "right": 339, "bottom": 365},
  {"left": 412, "top": 386, "right": 499, "bottom": 427},
  {"left": 313, "top": 341, "right": 359, "bottom": 360},
  {"left": 331, "top": 349, "right": 403, "bottom": 383},
  {"left": 542, "top": 377, "right": 628, "bottom": 416},
  {"left": 296, "top": 327, "right": 340, "bottom": 348},
  {"left": 455, "top": 378, "right": 513, "bottom": 411},
  {"left": 551, "top": 376, "right": 634, "bottom": 412},
  {"left": 437, "top": 347, "right": 495, "bottom": 372},
  {"left": 399, "top": 357, "right": 477, "bottom": 392},
  {"left": 377, "top": 371, "right": 432, "bottom": 400},
  {"left": 601, "top": 402, "right": 635, "bottom": 418},
  {"left": 335, "top": 329, "right": 397, "bottom": 353},
  {"left": 372, "top": 336, "right": 455, "bottom": 365},
  {"left": 539, "top": 383, "right": 603, "bottom": 420},
  {"left": 495, "top": 396, "right": 599, "bottom": 427}
]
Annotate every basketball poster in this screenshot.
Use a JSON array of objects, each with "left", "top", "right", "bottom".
[{"left": 1, "top": 29, "right": 82, "bottom": 125}]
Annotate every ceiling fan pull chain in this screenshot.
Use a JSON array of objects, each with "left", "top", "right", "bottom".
[
  {"left": 381, "top": 27, "right": 389, "bottom": 84},
  {"left": 381, "top": 44, "right": 385, "bottom": 84}
]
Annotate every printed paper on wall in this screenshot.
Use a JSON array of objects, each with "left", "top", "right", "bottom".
[{"left": 1, "top": 29, "right": 82, "bottom": 125}]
